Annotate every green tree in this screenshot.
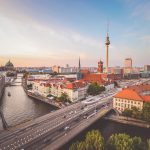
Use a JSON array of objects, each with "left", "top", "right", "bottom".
[
  {"left": 107, "top": 133, "right": 133, "bottom": 150},
  {"left": 58, "top": 92, "right": 70, "bottom": 103},
  {"left": 69, "top": 141, "right": 86, "bottom": 150},
  {"left": 114, "top": 81, "right": 119, "bottom": 87},
  {"left": 69, "top": 141, "right": 80, "bottom": 150},
  {"left": 87, "top": 82, "right": 105, "bottom": 96},
  {"left": 147, "top": 139, "right": 150, "bottom": 150},
  {"left": 131, "top": 107, "right": 142, "bottom": 119},
  {"left": 77, "top": 141, "right": 86, "bottom": 150},
  {"left": 69, "top": 130, "right": 104, "bottom": 150},
  {"left": 132, "top": 136, "right": 146, "bottom": 150},
  {"left": 122, "top": 109, "right": 133, "bottom": 117},
  {"left": 142, "top": 102, "right": 150, "bottom": 122},
  {"left": 85, "top": 130, "right": 104, "bottom": 150},
  {"left": 122, "top": 107, "right": 142, "bottom": 120}
]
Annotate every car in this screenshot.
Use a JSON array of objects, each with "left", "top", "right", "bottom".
[
  {"left": 69, "top": 111, "right": 73, "bottom": 114},
  {"left": 64, "top": 126, "right": 70, "bottom": 131},
  {"left": 83, "top": 115, "right": 87, "bottom": 119}
]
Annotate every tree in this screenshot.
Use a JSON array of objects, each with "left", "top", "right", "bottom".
[
  {"left": 122, "top": 109, "right": 133, "bottom": 117},
  {"left": 77, "top": 141, "right": 86, "bottom": 150},
  {"left": 87, "top": 82, "right": 105, "bottom": 96},
  {"left": 122, "top": 107, "right": 142, "bottom": 120},
  {"left": 131, "top": 107, "right": 142, "bottom": 119},
  {"left": 142, "top": 102, "right": 150, "bottom": 122},
  {"left": 58, "top": 92, "right": 70, "bottom": 103},
  {"left": 69, "top": 141, "right": 80, "bottom": 150},
  {"left": 114, "top": 81, "right": 119, "bottom": 87},
  {"left": 51, "top": 71, "right": 58, "bottom": 76},
  {"left": 69, "top": 130, "right": 104, "bottom": 150},
  {"left": 147, "top": 139, "right": 150, "bottom": 150},
  {"left": 107, "top": 133, "right": 133, "bottom": 150},
  {"left": 132, "top": 136, "right": 146, "bottom": 150},
  {"left": 85, "top": 130, "right": 104, "bottom": 150}
]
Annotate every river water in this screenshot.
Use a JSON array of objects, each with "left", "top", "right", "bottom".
[{"left": 0, "top": 74, "right": 56, "bottom": 131}]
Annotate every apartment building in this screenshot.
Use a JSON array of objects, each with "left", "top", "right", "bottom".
[
  {"left": 113, "top": 84, "right": 150, "bottom": 112},
  {"left": 32, "top": 79, "right": 88, "bottom": 102}
]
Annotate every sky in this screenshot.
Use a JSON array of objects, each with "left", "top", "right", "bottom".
[{"left": 0, "top": 0, "right": 150, "bottom": 67}]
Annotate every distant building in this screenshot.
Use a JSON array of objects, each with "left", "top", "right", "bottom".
[
  {"left": 144, "top": 65, "right": 150, "bottom": 72},
  {"left": 113, "top": 84, "right": 150, "bottom": 112},
  {"left": 97, "top": 60, "right": 103, "bottom": 73},
  {"left": 59, "top": 67, "right": 73, "bottom": 74},
  {"left": 5, "top": 60, "right": 15, "bottom": 71},
  {"left": 109, "top": 67, "right": 123, "bottom": 75},
  {"left": 52, "top": 65, "right": 60, "bottom": 73},
  {"left": 124, "top": 58, "right": 132, "bottom": 68}
]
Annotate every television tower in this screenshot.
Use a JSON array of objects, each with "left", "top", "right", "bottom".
[{"left": 105, "top": 22, "right": 110, "bottom": 74}]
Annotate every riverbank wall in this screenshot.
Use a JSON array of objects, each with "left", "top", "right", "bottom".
[
  {"left": 104, "top": 115, "right": 150, "bottom": 128},
  {"left": 0, "top": 75, "right": 5, "bottom": 100},
  {"left": 22, "top": 77, "right": 62, "bottom": 109}
]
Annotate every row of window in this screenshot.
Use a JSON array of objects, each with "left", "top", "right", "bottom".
[{"left": 115, "top": 98, "right": 141, "bottom": 105}]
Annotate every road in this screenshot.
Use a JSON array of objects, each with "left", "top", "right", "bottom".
[{"left": 0, "top": 89, "right": 116, "bottom": 150}]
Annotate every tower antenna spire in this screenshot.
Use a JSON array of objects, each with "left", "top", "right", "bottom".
[{"left": 107, "top": 19, "right": 109, "bottom": 36}]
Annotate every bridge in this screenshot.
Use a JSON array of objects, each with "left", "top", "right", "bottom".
[{"left": 0, "top": 95, "right": 113, "bottom": 150}]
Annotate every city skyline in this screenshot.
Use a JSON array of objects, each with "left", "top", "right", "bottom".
[{"left": 0, "top": 0, "right": 150, "bottom": 67}]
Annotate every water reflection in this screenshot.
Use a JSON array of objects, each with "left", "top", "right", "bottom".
[{"left": 0, "top": 74, "right": 56, "bottom": 131}]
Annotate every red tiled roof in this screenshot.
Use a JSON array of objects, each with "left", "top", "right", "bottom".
[
  {"left": 129, "top": 84, "right": 150, "bottom": 93},
  {"left": 142, "top": 96, "right": 150, "bottom": 102},
  {"left": 114, "top": 89, "right": 143, "bottom": 101},
  {"left": 65, "top": 81, "right": 87, "bottom": 89}
]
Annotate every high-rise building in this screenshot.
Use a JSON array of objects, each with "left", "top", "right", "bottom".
[
  {"left": 124, "top": 58, "right": 132, "bottom": 68},
  {"left": 144, "top": 65, "right": 150, "bottom": 72}
]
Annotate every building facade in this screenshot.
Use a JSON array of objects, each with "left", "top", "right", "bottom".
[
  {"left": 113, "top": 84, "right": 150, "bottom": 112},
  {"left": 144, "top": 65, "right": 150, "bottom": 72},
  {"left": 124, "top": 58, "right": 132, "bottom": 68},
  {"left": 32, "top": 79, "right": 88, "bottom": 102}
]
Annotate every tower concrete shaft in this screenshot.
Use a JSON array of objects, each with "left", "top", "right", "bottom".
[{"left": 106, "top": 45, "right": 109, "bottom": 73}]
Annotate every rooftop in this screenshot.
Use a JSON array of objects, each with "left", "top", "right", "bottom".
[{"left": 114, "top": 84, "right": 150, "bottom": 102}]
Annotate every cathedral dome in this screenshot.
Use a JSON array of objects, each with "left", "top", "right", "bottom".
[{"left": 5, "top": 60, "right": 14, "bottom": 68}]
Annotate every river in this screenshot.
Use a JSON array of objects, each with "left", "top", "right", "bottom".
[{"left": 0, "top": 74, "right": 56, "bottom": 131}]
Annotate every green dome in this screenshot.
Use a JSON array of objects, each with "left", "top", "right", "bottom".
[{"left": 5, "top": 60, "right": 14, "bottom": 67}]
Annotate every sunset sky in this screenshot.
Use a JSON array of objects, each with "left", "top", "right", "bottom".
[{"left": 0, "top": 0, "right": 150, "bottom": 67}]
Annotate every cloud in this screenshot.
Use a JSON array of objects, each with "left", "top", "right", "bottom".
[
  {"left": 131, "top": 2, "right": 150, "bottom": 21},
  {"left": 121, "top": 0, "right": 150, "bottom": 21},
  {"left": 0, "top": 1, "right": 102, "bottom": 66}
]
